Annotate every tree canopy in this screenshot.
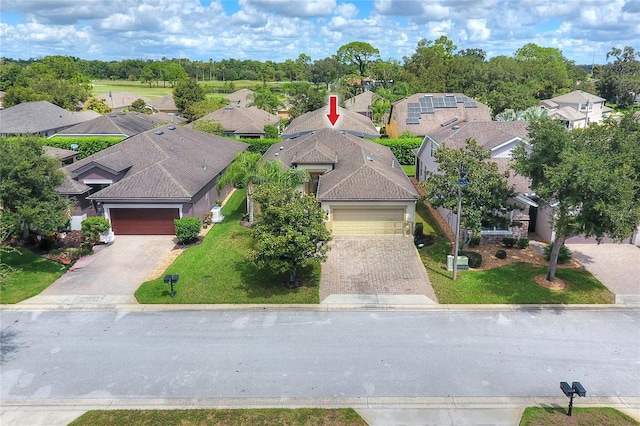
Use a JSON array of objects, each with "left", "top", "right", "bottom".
[
  {"left": 173, "top": 78, "right": 205, "bottom": 117},
  {"left": 251, "top": 184, "right": 331, "bottom": 288},
  {"left": 336, "top": 41, "right": 380, "bottom": 76},
  {"left": 512, "top": 117, "right": 640, "bottom": 281},
  {"left": 0, "top": 137, "right": 72, "bottom": 238},
  {"left": 420, "top": 139, "right": 516, "bottom": 238}
]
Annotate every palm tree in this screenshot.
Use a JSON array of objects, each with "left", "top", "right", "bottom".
[{"left": 216, "top": 152, "right": 310, "bottom": 223}]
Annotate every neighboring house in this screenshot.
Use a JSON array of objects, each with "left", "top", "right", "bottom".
[
  {"left": 343, "top": 91, "right": 380, "bottom": 120},
  {"left": 226, "top": 89, "right": 254, "bottom": 107},
  {"left": 43, "top": 146, "right": 78, "bottom": 166},
  {"left": 0, "top": 100, "right": 100, "bottom": 137},
  {"left": 56, "top": 125, "right": 248, "bottom": 236},
  {"left": 148, "top": 94, "right": 178, "bottom": 114},
  {"left": 386, "top": 93, "right": 492, "bottom": 139},
  {"left": 93, "top": 91, "right": 152, "bottom": 112},
  {"left": 540, "top": 90, "right": 611, "bottom": 129},
  {"left": 50, "top": 111, "right": 167, "bottom": 138},
  {"left": 187, "top": 105, "right": 279, "bottom": 139},
  {"left": 415, "top": 121, "right": 537, "bottom": 242},
  {"left": 263, "top": 128, "right": 419, "bottom": 235},
  {"left": 283, "top": 106, "right": 379, "bottom": 140},
  {"left": 151, "top": 111, "right": 188, "bottom": 125}
]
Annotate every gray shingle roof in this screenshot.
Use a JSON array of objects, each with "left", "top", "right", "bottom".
[
  {"left": 188, "top": 105, "right": 278, "bottom": 136},
  {"left": 53, "top": 112, "right": 167, "bottom": 137},
  {"left": 148, "top": 94, "right": 178, "bottom": 112},
  {"left": 263, "top": 128, "right": 417, "bottom": 202},
  {"left": 43, "top": 146, "right": 77, "bottom": 161},
  {"left": 391, "top": 93, "right": 492, "bottom": 136},
  {"left": 62, "top": 126, "right": 248, "bottom": 202},
  {"left": 283, "top": 106, "right": 379, "bottom": 139},
  {"left": 344, "top": 91, "right": 380, "bottom": 113},
  {"left": 226, "top": 89, "right": 254, "bottom": 107},
  {"left": 93, "top": 92, "right": 151, "bottom": 110},
  {"left": 550, "top": 90, "right": 606, "bottom": 104},
  {"left": 0, "top": 101, "right": 97, "bottom": 135},
  {"left": 427, "top": 121, "right": 530, "bottom": 150}
]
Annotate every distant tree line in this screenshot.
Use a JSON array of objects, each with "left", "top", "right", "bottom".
[{"left": 1, "top": 40, "right": 637, "bottom": 115}]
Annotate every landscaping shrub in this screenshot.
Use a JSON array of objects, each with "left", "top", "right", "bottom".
[
  {"left": 61, "top": 230, "right": 83, "bottom": 249},
  {"left": 44, "top": 137, "right": 125, "bottom": 159},
  {"left": 517, "top": 238, "right": 530, "bottom": 248},
  {"left": 175, "top": 217, "right": 200, "bottom": 244},
  {"left": 495, "top": 249, "right": 507, "bottom": 259},
  {"left": 544, "top": 243, "right": 572, "bottom": 264},
  {"left": 468, "top": 235, "right": 481, "bottom": 247},
  {"left": 414, "top": 222, "right": 424, "bottom": 237},
  {"left": 81, "top": 216, "right": 110, "bottom": 245},
  {"left": 460, "top": 250, "right": 482, "bottom": 268},
  {"left": 373, "top": 138, "right": 423, "bottom": 165},
  {"left": 238, "top": 138, "right": 281, "bottom": 155},
  {"left": 502, "top": 237, "right": 516, "bottom": 248}
]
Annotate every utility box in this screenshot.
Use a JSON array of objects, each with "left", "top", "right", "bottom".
[
  {"left": 211, "top": 205, "right": 224, "bottom": 223},
  {"left": 447, "top": 255, "right": 469, "bottom": 271}
]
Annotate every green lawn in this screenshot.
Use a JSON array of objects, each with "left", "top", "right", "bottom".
[
  {"left": 415, "top": 202, "right": 615, "bottom": 304},
  {"left": 0, "top": 248, "right": 67, "bottom": 304},
  {"left": 402, "top": 164, "right": 416, "bottom": 177},
  {"left": 91, "top": 79, "right": 285, "bottom": 98},
  {"left": 135, "top": 189, "right": 320, "bottom": 304},
  {"left": 520, "top": 407, "right": 639, "bottom": 425},
  {"left": 70, "top": 408, "right": 366, "bottom": 426}
]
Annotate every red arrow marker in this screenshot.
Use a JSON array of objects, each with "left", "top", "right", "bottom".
[{"left": 327, "top": 95, "right": 339, "bottom": 126}]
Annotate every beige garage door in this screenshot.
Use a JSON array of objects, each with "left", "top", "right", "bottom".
[{"left": 332, "top": 208, "right": 405, "bottom": 235}]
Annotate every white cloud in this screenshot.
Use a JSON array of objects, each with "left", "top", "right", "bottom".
[
  {"left": 334, "top": 2, "right": 359, "bottom": 18},
  {"left": 242, "top": 0, "right": 337, "bottom": 18},
  {"left": 465, "top": 19, "right": 491, "bottom": 41}
]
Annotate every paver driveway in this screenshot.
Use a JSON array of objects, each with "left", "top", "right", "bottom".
[
  {"left": 566, "top": 243, "right": 640, "bottom": 304},
  {"left": 320, "top": 235, "right": 437, "bottom": 303},
  {"left": 22, "top": 235, "right": 176, "bottom": 305}
]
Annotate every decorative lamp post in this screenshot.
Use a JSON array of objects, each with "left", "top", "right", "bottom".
[{"left": 453, "top": 163, "right": 471, "bottom": 280}]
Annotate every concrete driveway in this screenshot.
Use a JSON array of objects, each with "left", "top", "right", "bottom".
[
  {"left": 21, "top": 235, "right": 176, "bottom": 306},
  {"left": 566, "top": 243, "right": 640, "bottom": 304},
  {"left": 320, "top": 235, "right": 438, "bottom": 304}
]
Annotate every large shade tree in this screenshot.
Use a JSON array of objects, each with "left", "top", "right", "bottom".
[
  {"left": 512, "top": 117, "right": 640, "bottom": 281},
  {"left": 0, "top": 137, "right": 72, "bottom": 239},
  {"left": 420, "top": 139, "right": 517, "bottom": 240},
  {"left": 251, "top": 184, "right": 331, "bottom": 288}
]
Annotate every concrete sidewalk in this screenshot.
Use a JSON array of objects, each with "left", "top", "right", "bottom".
[{"left": 2, "top": 397, "right": 639, "bottom": 426}]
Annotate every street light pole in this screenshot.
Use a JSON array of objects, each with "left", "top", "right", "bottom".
[{"left": 452, "top": 163, "right": 470, "bottom": 281}]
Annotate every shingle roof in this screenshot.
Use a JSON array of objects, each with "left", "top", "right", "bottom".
[
  {"left": 151, "top": 112, "right": 188, "bottom": 124},
  {"left": 43, "top": 146, "right": 77, "bottom": 161},
  {"left": 391, "top": 93, "right": 492, "bottom": 136},
  {"left": 62, "top": 126, "right": 248, "bottom": 202},
  {"left": 548, "top": 106, "right": 586, "bottom": 121},
  {"left": 344, "top": 91, "right": 379, "bottom": 113},
  {"left": 53, "top": 112, "right": 167, "bottom": 137},
  {"left": 93, "top": 92, "right": 151, "bottom": 109},
  {"left": 427, "top": 121, "right": 530, "bottom": 150},
  {"left": 148, "top": 94, "right": 177, "bottom": 112},
  {"left": 0, "top": 101, "right": 96, "bottom": 135},
  {"left": 226, "top": 89, "right": 254, "bottom": 107},
  {"left": 551, "top": 90, "right": 606, "bottom": 104},
  {"left": 283, "top": 106, "right": 379, "bottom": 139},
  {"left": 493, "top": 157, "right": 533, "bottom": 195},
  {"left": 188, "top": 105, "right": 279, "bottom": 136},
  {"left": 263, "top": 128, "right": 417, "bottom": 202}
]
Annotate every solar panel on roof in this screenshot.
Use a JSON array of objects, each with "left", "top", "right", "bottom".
[
  {"left": 433, "top": 97, "right": 445, "bottom": 108},
  {"left": 406, "top": 117, "right": 420, "bottom": 125},
  {"left": 464, "top": 100, "right": 477, "bottom": 107},
  {"left": 456, "top": 96, "right": 467, "bottom": 103},
  {"left": 444, "top": 97, "right": 456, "bottom": 107}
]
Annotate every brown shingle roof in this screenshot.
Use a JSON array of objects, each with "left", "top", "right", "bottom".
[
  {"left": 283, "top": 106, "right": 379, "bottom": 139},
  {"left": 94, "top": 92, "right": 151, "bottom": 109},
  {"left": 427, "top": 121, "right": 530, "bottom": 150},
  {"left": 263, "top": 129, "right": 417, "bottom": 201},
  {"left": 391, "top": 93, "right": 492, "bottom": 136},
  {"left": 226, "top": 89, "right": 254, "bottom": 107},
  {"left": 344, "top": 91, "right": 379, "bottom": 113},
  {"left": 0, "top": 101, "right": 96, "bottom": 135},
  {"left": 63, "top": 126, "right": 248, "bottom": 202},
  {"left": 188, "top": 105, "right": 278, "bottom": 136}
]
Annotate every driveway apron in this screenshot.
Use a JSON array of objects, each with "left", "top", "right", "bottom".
[
  {"left": 22, "top": 235, "right": 176, "bottom": 305},
  {"left": 320, "top": 235, "right": 438, "bottom": 304},
  {"left": 566, "top": 243, "right": 640, "bottom": 304}
]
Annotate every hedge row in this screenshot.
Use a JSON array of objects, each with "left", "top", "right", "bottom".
[
  {"left": 237, "top": 137, "right": 423, "bottom": 164},
  {"left": 44, "top": 137, "right": 126, "bottom": 159}
]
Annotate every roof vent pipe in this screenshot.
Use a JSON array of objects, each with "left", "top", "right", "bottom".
[{"left": 203, "top": 156, "right": 207, "bottom": 171}]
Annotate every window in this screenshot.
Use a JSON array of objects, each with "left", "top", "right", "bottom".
[{"left": 481, "top": 211, "right": 512, "bottom": 234}]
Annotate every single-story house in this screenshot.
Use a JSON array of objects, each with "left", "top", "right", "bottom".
[
  {"left": 282, "top": 105, "right": 379, "bottom": 140},
  {"left": 540, "top": 90, "right": 611, "bottom": 129},
  {"left": 415, "top": 121, "right": 537, "bottom": 242},
  {"left": 93, "top": 91, "right": 152, "bottom": 112},
  {"left": 148, "top": 94, "right": 179, "bottom": 114},
  {"left": 187, "top": 105, "right": 279, "bottom": 139},
  {"left": 386, "top": 93, "right": 492, "bottom": 139},
  {"left": 43, "top": 146, "right": 78, "bottom": 166},
  {"left": 343, "top": 90, "right": 380, "bottom": 120},
  {"left": 226, "top": 89, "right": 254, "bottom": 107},
  {"left": 50, "top": 111, "right": 167, "bottom": 138},
  {"left": 263, "top": 128, "right": 418, "bottom": 235},
  {"left": 56, "top": 125, "right": 249, "bottom": 236},
  {"left": 0, "top": 100, "right": 100, "bottom": 137}
]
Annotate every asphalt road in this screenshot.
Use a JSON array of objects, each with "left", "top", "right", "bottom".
[{"left": 1, "top": 309, "right": 639, "bottom": 401}]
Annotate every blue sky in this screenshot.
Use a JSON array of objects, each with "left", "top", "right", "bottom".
[{"left": 0, "top": 0, "right": 638, "bottom": 65}]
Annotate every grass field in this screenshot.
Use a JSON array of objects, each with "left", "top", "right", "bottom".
[
  {"left": 519, "top": 407, "right": 639, "bottom": 425},
  {"left": 69, "top": 408, "right": 367, "bottom": 426},
  {"left": 0, "top": 247, "right": 67, "bottom": 304},
  {"left": 90, "top": 79, "right": 284, "bottom": 98},
  {"left": 135, "top": 189, "right": 320, "bottom": 304}
]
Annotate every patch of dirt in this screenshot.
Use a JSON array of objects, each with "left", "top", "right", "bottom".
[
  {"left": 534, "top": 274, "right": 567, "bottom": 290},
  {"left": 464, "top": 243, "right": 582, "bottom": 271}
]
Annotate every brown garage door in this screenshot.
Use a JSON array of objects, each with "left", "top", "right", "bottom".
[
  {"left": 110, "top": 208, "right": 180, "bottom": 235},
  {"left": 332, "top": 208, "right": 405, "bottom": 235}
]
